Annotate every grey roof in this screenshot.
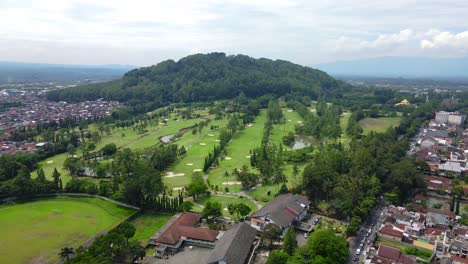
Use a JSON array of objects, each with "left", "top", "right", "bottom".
[
  {"left": 426, "top": 129, "right": 449, "bottom": 139},
  {"left": 207, "top": 222, "right": 257, "bottom": 264},
  {"left": 250, "top": 194, "right": 310, "bottom": 228}
]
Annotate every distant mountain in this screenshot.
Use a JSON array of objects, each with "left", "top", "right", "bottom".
[
  {"left": 313, "top": 57, "right": 468, "bottom": 79},
  {"left": 47, "top": 52, "right": 348, "bottom": 113},
  {"left": 0, "top": 61, "right": 135, "bottom": 83}
]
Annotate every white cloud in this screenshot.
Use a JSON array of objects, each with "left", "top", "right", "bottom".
[
  {"left": 421, "top": 30, "right": 468, "bottom": 52},
  {"left": 0, "top": 0, "right": 468, "bottom": 65}
]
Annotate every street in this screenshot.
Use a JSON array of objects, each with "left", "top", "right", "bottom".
[{"left": 346, "top": 200, "right": 387, "bottom": 264}]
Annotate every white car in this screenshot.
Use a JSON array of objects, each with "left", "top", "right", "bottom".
[
  {"left": 356, "top": 248, "right": 361, "bottom": 255},
  {"left": 304, "top": 232, "right": 308, "bottom": 238}
]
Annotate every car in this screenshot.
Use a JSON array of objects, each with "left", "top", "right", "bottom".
[
  {"left": 353, "top": 257, "right": 359, "bottom": 262},
  {"left": 356, "top": 248, "right": 361, "bottom": 255},
  {"left": 304, "top": 232, "right": 308, "bottom": 238},
  {"left": 313, "top": 217, "right": 321, "bottom": 225},
  {"left": 359, "top": 243, "right": 364, "bottom": 249}
]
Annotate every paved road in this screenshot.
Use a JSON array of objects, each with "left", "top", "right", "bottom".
[{"left": 347, "top": 200, "right": 386, "bottom": 264}]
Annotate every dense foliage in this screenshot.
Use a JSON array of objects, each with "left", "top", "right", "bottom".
[{"left": 47, "top": 53, "right": 348, "bottom": 114}]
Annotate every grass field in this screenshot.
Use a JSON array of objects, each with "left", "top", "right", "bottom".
[
  {"left": 269, "top": 109, "right": 303, "bottom": 147},
  {"left": 0, "top": 196, "right": 135, "bottom": 264},
  {"left": 339, "top": 111, "right": 352, "bottom": 145},
  {"left": 32, "top": 116, "right": 206, "bottom": 184},
  {"left": 130, "top": 213, "right": 174, "bottom": 245},
  {"left": 359, "top": 117, "right": 402, "bottom": 134},
  {"left": 192, "top": 195, "right": 257, "bottom": 217},
  {"left": 163, "top": 119, "right": 228, "bottom": 190},
  {"left": 208, "top": 110, "right": 268, "bottom": 193}
]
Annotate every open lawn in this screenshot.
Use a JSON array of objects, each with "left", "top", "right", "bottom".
[
  {"left": 0, "top": 196, "right": 135, "bottom": 264},
  {"left": 130, "top": 213, "right": 174, "bottom": 245},
  {"left": 208, "top": 111, "right": 268, "bottom": 193},
  {"left": 32, "top": 116, "right": 206, "bottom": 184},
  {"left": 163, "top": 119, "right": 228, "bottom": 190},
  {"left": 359, "top": 117, "right": 401, "bottom": 134},
  {"left": 192, "top": 195, "right": 257, "bottom": 217},
  {"left": 269, "top": 109, "right": 303, "bottom": 147},
  {"left": 339, "top": 111, "right": 352, "bottom": 145}
]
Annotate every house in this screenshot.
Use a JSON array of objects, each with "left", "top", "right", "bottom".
[
  {"left": 426, "top": 208, "right": 456, "bottom": 229},
  {"left": 450, "top": 239, "right": 468, "bottom": 259},
  {"left": 248, "top": 193, "right": 310, "bottom": 233},
  {"left": 379, "top": 225, "right": 404, "bottom": 241},
  {"left": 425, "top": 175, "right": 452, "bottom": 194},
  {"left": 149, "top": 212, "right": 219, "bottom": 256},
  {"left": 207, "top": 222, "right": 257, "bottom": 264},
  {"left": 370, "top": 244, "right": 415, "bottom": 264}
]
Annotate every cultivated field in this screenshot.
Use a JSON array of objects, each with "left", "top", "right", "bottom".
[
  {"left": 0, "top": 196, "right": 135, "bottom": 264},
  {"left": 359, "top": 117, "right": 402, "bottom": 134}
]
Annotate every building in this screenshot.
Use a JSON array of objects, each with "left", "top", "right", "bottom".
[
  {"left": 426, "top": 208, "right": 456, "bottom": 229},
  {"left": 435, "top": 111, "right": 465, "bottom": 126},
  {"left": 149, "top": 212, "right": 219, "bottom": 256},
  {"left": 248, "top": 193, "right": 310, "bottom": 233},
  {"left": 207, "top": 222, "right": 257, "bottom": 264},
  {"left": 370, "top": 244, "right": 415, "bottom": 264},
  {"left": 379, "top": 224, "right": 404, "bottom": 241}
]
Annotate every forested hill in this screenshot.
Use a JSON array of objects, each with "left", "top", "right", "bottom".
[{"left": 47, "top": 53, "right": 348, "bottom": 113}]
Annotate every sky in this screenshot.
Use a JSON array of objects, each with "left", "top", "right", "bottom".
[{"left": 0, "top": 0, "right": 467, "bottom": 66}]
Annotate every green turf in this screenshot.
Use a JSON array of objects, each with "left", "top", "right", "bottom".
[
  {"left": 269, "top": 109, "right": 303, "bottom": 148},
  {"left": 130, "top": 213, "right": 174, "bottom": 245},
  {"left": 0, "top": 196, "right": 135, "bottom": 264},
  {"left": 208, "top": 110, "right": 268, "bottom": 193},
  {"left": 339, "top": 111, "right": 352, "bottom": 145},
  {"left": 359, "top": 117, "right": 402, "bottom": 134},
  {"left": 192, "top": 195, "right": 257, "bottom": 217},
  {"left": 163, "top": 119, "right": 228, "bottom": 190}
]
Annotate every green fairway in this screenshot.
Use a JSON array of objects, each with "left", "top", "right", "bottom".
[
  {"left": 269, "top": 109, "right": 303, "bottom": 148},
  {"left": 208, "top": 110, "right": 268, "bottom": 193},
  {"left": 192, "top": 195, "right": 257, "bottom": 217},
  {"left": 32, "top": 116, "right": 205, "bottom": 184},
  {"left": 130, "top": 213, "right": 174, "bottom": 245},
  {"left": 164, "top": 119, "right": 228, "bottom": 190},
  {"left": 0, "top": 196, "right": 135, "bottom": 264},
  {"left": 339, "top": 111, "right": 352, "bottom": 145},
  {"left": 359, "top": 117, "right": 401, "bottom": 134}
]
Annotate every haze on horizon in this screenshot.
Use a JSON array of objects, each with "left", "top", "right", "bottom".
[{"left": 1, "top": 0, "right": 468, "bottom": 67}]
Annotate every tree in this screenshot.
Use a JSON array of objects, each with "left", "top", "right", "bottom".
[
  {"left": 203, "top": 201, "right": 222, "bottom": 222},
  {"left": 187, "top": 180, "right": 208, "bottom": 200},
  {"left": 179, "top": 201, "right": 194, "bottom": 212},
  {"left": 36, "top": 167, "right": 46, "bottom": 182},
  {"left": 52, "top": 168, "right": 62, "bottom": 190},
  {"left": 346, "top": 216, "right": 362, "bottom": 237},
  {"left": 67, "top": 143, "right": 75, "bottom": 156},
  {"left": 227, "top": 203, "right": 252, "bottom": 220},
  {"left": 289, "top": 229, "right": 348, "bottom": 264},
  {"left": 59, "top": 247, "right": 74, "bottom": 262},
  {"left": 266, "top": 250, "right": 289, "bottom": 264},
  {"left": 101, "top": 143, "right": 117, "bottom": 156},
  {"left": 283, "top": 227, "right": 297, "bottom": 255},
  {"left": 262, "top": 223, "right": 282, "bottom": 248}
]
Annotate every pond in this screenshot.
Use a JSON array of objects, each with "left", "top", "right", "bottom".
[{"left": 159, "top": 134, "right": 175, "bottom": 143}]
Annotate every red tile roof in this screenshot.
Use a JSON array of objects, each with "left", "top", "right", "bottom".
[
  {"left": 378, "top": 245, "right": 401, "bottom": 260},
  {"left": 424, "top": 227, "right": 443, "bottom": 236},
  {"left": 451, "top": 256, "right": 468, "bottom": 264},
  {"left": 380, "top": 225, "right": 404, "bottom": 239},
  {"left": 153, "top": 212, "right": 219, "bottom": 245}
]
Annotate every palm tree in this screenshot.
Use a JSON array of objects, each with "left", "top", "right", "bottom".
[{"left": 59, "top": 247, "right": 74, "bottom": 262}]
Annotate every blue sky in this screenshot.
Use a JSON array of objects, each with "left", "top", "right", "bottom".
[{"left": 0, "top": 0, "right": 467, "bottom": 66}]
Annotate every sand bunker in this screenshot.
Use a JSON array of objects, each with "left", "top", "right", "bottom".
[
  {"left": 310, "top": 109, "right": 316, "bottom": 112},
  {"left": 207, "top": 134, "right": 214, "bottom": 137},
  {"left": 214, "top": 139, "right": 220, "bottom": 142},
  {"left": 165, "top": 172, "right": 185, "bottom": 178},
  {"left": 224, "top": 208, "right": 228, "bottom": 211},
  {"left": 193, "top": 169, "right": 202, "bottom": 172},
  {"left": 225, "top": 157, "right": 232, "bottom": 160},
  {"left": 247, "top": 124, "right": 253, "bottom": 127},
  {"left": 297, "top": 121, "right": 303, "bottom": 124},
  {"left": 222, "top": 181, "right": 242, "bottom": 185},
  {"left": 186, "top": 163, "right": 193, "bottom": 166},
  {"left": 46, "top": 160, "right": 54, "bottom": 164},
  {"left": 173, "top": 187, "right": 184, "bottom": 191},
  {"left": 287, "top": 109, "right": 293, "bottom": 112},
  {"left": 200, "top": 143, "right": 207, "bottom": 146},
  {"left": 245, "top": 155, "right": 251, "bottom": 158},
  {"left": 288, "top": 119, "right": 292, "bottom": 122}
]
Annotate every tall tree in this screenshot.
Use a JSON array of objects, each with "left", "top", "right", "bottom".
[{"left": 283, "top": 227, "right": 298, "bottom": 255}]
